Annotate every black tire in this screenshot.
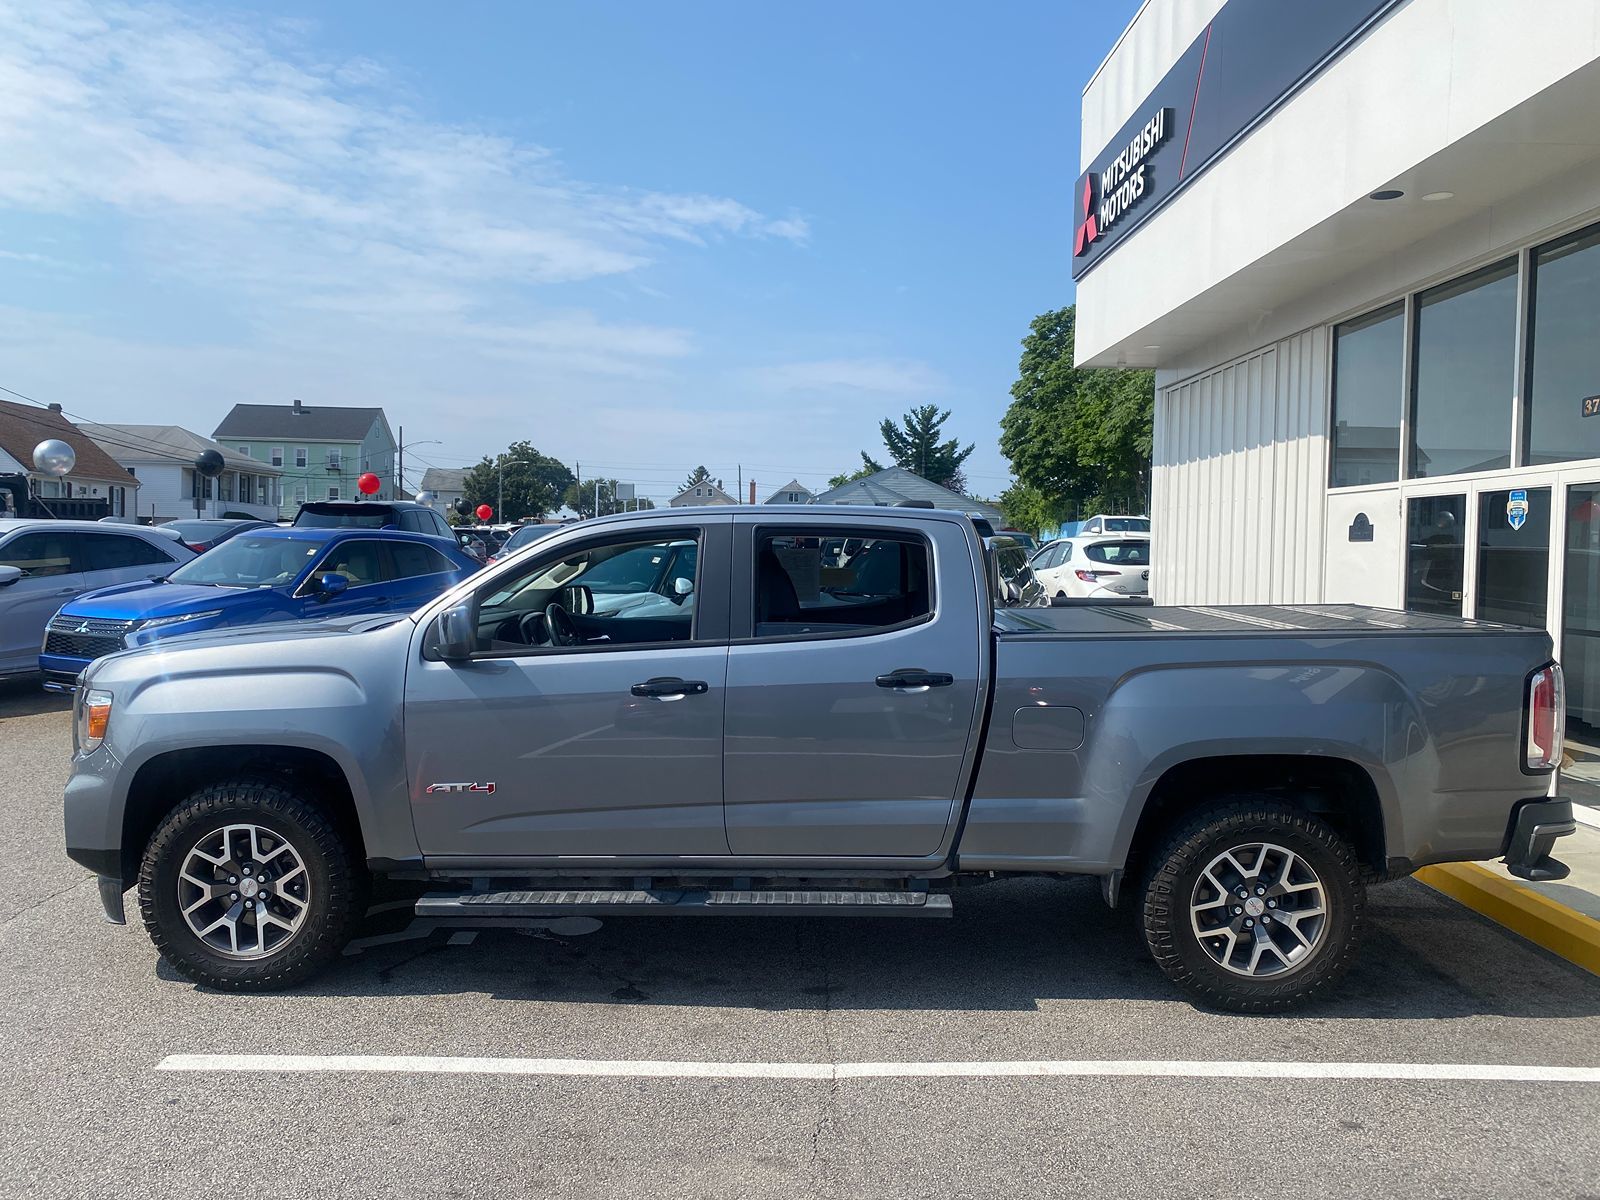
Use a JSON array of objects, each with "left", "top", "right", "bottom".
[
  {"left": 138, "top": 780, "right": 367, "bottom": 991},
  {"left": 1142, "top": 798, "right": 1365, "bottom": 1012}
]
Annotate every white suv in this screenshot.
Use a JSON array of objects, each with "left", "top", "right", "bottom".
[{"left": 1030, "top": 534, "right": 1151, "bottom": 599}]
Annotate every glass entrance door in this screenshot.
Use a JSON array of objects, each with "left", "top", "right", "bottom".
[
  {"left": 1405, "top": 494, "right": 1466, "bottom": 616},
  {"left": 1562, "top": 483, "right": 1600, "bottom": 803},
  {"left": 1476, "top": 486, "right": 1552, "bottom": 626}
]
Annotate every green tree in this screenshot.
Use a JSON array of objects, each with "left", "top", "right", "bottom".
[
  {"left": 462, "top": 441, "right": 575, "bottom": 521},
  {"left": 682, "top": 465, "right": 713, "bottom": 492},
  {"left": 562, "top": 478, "right": 656, "bottom": 520},
  {"left": 999, "top": 305, "right": 1153, "bottom": 521},
  {"left": 869, "top": 405, "right": 974, "bottom": 492},
  {"left": 827, "top": 458, "right": 883, "bottom": 489}
]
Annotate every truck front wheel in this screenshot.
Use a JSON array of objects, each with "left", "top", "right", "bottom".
[
  {"left": 138, "top": 780, "right": 366, "bottom": 991},
  {"left": 1141, "top": 799, "right": 1365, "bottom": 1012}
]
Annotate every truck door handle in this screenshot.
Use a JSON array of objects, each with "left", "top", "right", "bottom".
[
  {"left": 631, "top": 677, "right": 709, "bottom": 699},
  {"left": 876, "top": 670, "right": 954, "bottom": 689}
]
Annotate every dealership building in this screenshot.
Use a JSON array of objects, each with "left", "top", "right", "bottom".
[{"left": 1075, "top": 0, "right": 1600, "bottom": 749}]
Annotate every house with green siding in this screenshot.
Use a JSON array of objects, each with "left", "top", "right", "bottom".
[{"left": 213, "top": 400, "right": 396, "bottom": 519}]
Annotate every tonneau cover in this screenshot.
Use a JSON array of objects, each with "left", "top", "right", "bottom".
[{"left": 994, "top": 603, "right": 1528, "bottom": 637}]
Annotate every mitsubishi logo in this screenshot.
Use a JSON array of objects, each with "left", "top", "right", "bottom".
[
  {"left": 75, "top": 621, "right": 91, "bottom": 635},
  {"left": 1073, "top": 175, "right": 1099, "bottom": 257}
]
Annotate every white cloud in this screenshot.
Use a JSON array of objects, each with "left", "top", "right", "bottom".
[
  {"left": 740, "top": 357, "right": 945, "bottom": 396},
  {"left": 0, "top": 0, "right": 807, "bottom": 335}
]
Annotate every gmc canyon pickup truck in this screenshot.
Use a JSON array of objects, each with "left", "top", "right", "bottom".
[{"left": 63, "top": 506, "right": 1575, "bottom": 1011}]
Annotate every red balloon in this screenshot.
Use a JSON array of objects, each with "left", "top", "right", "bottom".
[
  {"left": 357, "top": 472, "right": 381, "bottom": 495},
  {"left": 476, "top": 504, "right": 493, "bottom": 521}
]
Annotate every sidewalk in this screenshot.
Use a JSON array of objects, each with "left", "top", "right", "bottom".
[{"left": 1416, "top": 803, "right": 1600, "bottom": 975}]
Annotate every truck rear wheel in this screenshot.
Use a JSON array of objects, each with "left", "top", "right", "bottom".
[
  {"left": 138, "top": 780, "right": 366, "bottom": 991},
  {"left": 1141, "top": 799, "right": 1365, "bottom": 1012}
]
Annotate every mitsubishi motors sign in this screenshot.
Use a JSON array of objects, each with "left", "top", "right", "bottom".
[
  {"left": 1071, "top": 0, "right": 1404, "bottom": 280},
  {"left": 1074, "top": 107, "right": 1172, "bottom": 259}
]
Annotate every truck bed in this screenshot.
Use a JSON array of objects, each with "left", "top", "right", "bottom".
[{"left": 994, "top": 602, "right": 1528, "bottom": 637}]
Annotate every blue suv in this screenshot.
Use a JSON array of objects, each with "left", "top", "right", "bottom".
[{"left": 40, "top": 527, "right": 478, "bottom": 688}]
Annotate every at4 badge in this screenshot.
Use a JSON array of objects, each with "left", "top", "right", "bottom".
[
  {"left": 1507, "top": 489, "right": 1529, "bottom": 531},
  {"left": 424, "top": 782, "right": 496, "bottom": 795}
]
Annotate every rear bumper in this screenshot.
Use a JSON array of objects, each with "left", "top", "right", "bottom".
[{"left": 1501, "top": 796, "right": 1576, "bottom": 882}]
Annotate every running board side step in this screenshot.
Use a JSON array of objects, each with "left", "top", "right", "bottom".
[{"left": 415, "top": 888, "right": 953, "bottom": 919}]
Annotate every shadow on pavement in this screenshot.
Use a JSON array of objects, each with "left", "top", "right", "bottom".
[
  {"left": 180, "top": 874, "right": 1600, "bottom": 1020},
  {"left": 0, "top": 676, "right": 71, "bottom": 719}
]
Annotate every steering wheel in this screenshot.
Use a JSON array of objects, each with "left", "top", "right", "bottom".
[{"left": 543, "top": 601, "right": 581, "bottom": 647}]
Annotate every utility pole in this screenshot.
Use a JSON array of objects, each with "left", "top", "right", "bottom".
[
  {"left": 594, "top": 478, "right": 601, "bottom": 519},
  {"left": 497, "top": 454, "right": 503, "bottom": 521},
  {"left": 397, "top": 425, "right": 403, "bottom": 500},
  {"left": 737, "top": 464, "right": 742, "bottom": 498}
]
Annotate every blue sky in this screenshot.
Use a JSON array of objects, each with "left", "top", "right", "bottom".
[{"left": 0, "top": 1, "right": 1136, "bottom": 504}]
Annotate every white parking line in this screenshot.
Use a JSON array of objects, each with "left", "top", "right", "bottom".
[{"left": 155, "top": 1055, "right": 1600, "bottom": 1083}]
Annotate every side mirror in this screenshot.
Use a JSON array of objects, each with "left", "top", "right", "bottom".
[
  {"left": 316, "top": 573, "right": 349, "bottom": 599},
  {"left": 673, "top": 576, "right": 694, "bottom": 597},
  {"left": 0, "top": 565, "right": 20, "bottom": 588},
  {"left": 435, "top": 602, "right": 476, "bottom": 661}
]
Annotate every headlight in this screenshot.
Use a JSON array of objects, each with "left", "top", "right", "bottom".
[
  {"left": 136, "top": 609, "right": 224, "bottom": 631},
  {"left": 77, "top": 688, "right": 113, "bottom": 753}
]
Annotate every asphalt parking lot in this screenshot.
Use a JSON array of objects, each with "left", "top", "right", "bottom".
[{"left": 2, "top": 680, "right": 1599, "bottom": 1199}]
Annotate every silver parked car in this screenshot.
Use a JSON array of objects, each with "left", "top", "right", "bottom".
[{"left": 0, "top": 520, "right": 195, "bottom": 680}]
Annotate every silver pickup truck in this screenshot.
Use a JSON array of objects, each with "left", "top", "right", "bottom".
[{"left": 62, "top": 506, "right": 1575, "bottom": 1010}]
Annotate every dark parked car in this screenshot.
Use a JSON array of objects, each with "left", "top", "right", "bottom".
[
  {"left": 292, "top": 500, "right": 454, "bottom": 539},
  {"left": 160, "top": 518, "right": 274, "bottom": 553}
]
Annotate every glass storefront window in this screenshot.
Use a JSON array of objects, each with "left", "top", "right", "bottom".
[
  {"left": 1476, "top": 487, "right": 1550, "bottom": 628},
  {"left": 1563, "top": 487, "right": 1600, "bottom": 759},
  {"left": 1526, "top": 225, "right": 1600, "bottom": 465},
  {"left": 1410, "top": 260, "right": 1517, "bottom": 478},
  {"left": 1405, "top": 495, "right": 1465, "bottom": 616},
  {"left": 1330, "top": 303, "right": 1403, "bottom": 487}
]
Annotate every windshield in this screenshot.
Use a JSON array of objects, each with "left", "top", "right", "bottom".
[
  {"left": 168, "top": 534, "right": 324, "bottom": 587},
  {"left": 164, "top": 521, "right": 234, "bottom": 540},
  {"left": 1101, "top": 517, "right": 1150, "bottom": 532},
  {"left": 576, "top": 543, "right": 685, "bottom": 592}
]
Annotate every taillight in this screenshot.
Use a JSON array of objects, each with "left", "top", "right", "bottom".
[
  {"left": 1526, "top": 663, "right": 1565, "bottom": 772},
  {"left": 1074, "top": 570, "right": 1098, "bottom": 583}
]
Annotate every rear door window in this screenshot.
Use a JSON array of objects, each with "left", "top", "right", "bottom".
[
  {"left": 390, "top": 542, "right": 460, "bottom": 579},
  {"left": 753, "top": 530, "right": 932, "bottom": 637}
]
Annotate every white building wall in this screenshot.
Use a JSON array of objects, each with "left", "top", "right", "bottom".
[
  {"left": 1080, "top": 0, "right": 1225, "bottom": 171},
  {"left": 1152, "top": 328, "right": 1328, "bottom": 604}
]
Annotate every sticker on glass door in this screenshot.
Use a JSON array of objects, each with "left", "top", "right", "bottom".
[{"left": 1507, "top": 489, "right": 1529, "bottom": 531}]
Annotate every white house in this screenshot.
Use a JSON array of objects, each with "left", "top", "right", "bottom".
[
  {"left": 764, "top": 479, "right": 815, "bottom": 504},
  {"left": 82, "top": 423, "right": 283, "bottom": 522},
  {"left": 0, "top": 398, "right": 136, "bottom": 518},
  {"left": 669, "top": 478, "right": 738, "bottom": 507},
  {"left": 418, "top": 466, "right": 469, "bottom": 516}
]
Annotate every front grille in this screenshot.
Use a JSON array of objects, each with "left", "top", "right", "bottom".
[{"left": 44, "top": 615, "right": 136, "bottom": 661}]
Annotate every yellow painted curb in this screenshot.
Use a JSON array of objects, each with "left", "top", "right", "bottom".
[{"left": 1416, "top": 862, "right": 1600, "bottom": 977}]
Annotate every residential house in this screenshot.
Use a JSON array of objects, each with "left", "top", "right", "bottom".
[
  {"left": 0, "top": 397, "right": 136, "bottom": 519},
  {"left": 809, "top": 466, "right": 1004, "bottom": 525},
  {"left": 764, "top": 479, "right": 815, "bottom": 505},
  {"left": 417, "top": 466, "right": 469, "bottom": 517},
  {"left": 82, "top": 423, "right": 284, "bottom": 523},
  {"left": 669, "top": 478, "right": 738, "bottom": 507},
  {"left": 213, "top": 400, "right": 396, "bottom": 519}
]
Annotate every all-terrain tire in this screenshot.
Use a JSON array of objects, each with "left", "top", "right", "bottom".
[
  {"left": 138, "top": 780, "right": 367, "bottom": 991},
  {"left": 1142, "top": 798, "right": 1365, "bottom": 1012}
]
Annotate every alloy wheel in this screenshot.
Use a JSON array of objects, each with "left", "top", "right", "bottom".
[
  {"left": 1188, "top": 841, "right": 1328, "bottom": 977},
  {"left": 177, "top": 823, "right": 311, "bottom": 959}
]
